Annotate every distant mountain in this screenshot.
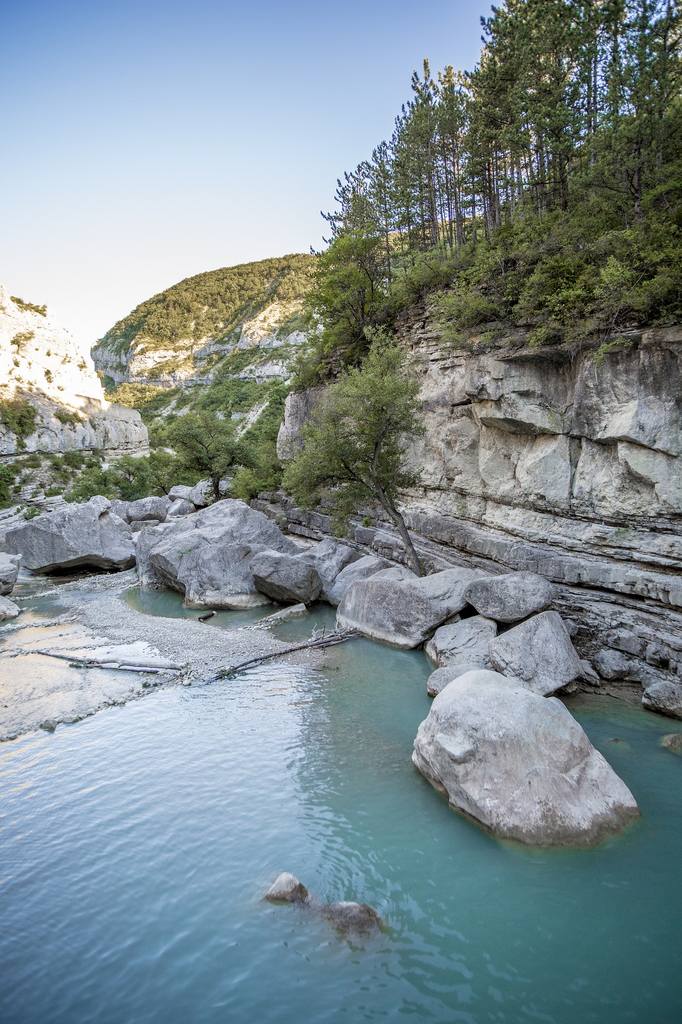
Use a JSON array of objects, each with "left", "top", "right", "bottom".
[{"left": 92, "top": 253, "right": 315, "bottom": 391}]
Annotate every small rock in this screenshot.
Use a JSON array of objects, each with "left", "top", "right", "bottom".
[
  {"left": 464, "top": 571, "right": 555, "bottom": 623},
  {"left": 660, "top": 733, "right": 682, "bottom": 755},
  {"left": 166, "top": 498, "right": 194, "bottom": 518},
  {"left": 0, "top": 553, "right": 20, "bottom": 596},
  {"left": 0, "top": 596, "right": 21, "bottom": 622},
  {"left": 264, "top": 872, "right": 309, "bottom": 904},
  {"left": 168, "top": 484, "right": 194, "bottom": 502}
]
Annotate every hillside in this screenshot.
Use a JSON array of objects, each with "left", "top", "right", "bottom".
[{"left": 93, "top": 253, "right": 315, "bottom": 399}]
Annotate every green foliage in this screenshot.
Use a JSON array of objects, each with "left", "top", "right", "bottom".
[
  {"left": 11, "top": 296, "right": 47, "bottom": 316},
  {"left": 0, "top": 399, "right": 38, "bottom": 450},
  {"left": 230, "top": 384, "right": 288, "bottom": 500},
  {"left": 283, "top": 340, "right": 424, "bottom": 572},
  {"left": 55, "top": 408, "right": 84, "bottom": 427},
  {"left": 95, "top": 254, "right": 315, "bottom": 356},
  {"left": 0, "top": 463, "right": 18, "bottom": 507},
  {"left": 161, "top": 412, "right": 252, "bottom": 500},
  {"left": 64, "top": 451, "right": 189, "bottom": 503}
]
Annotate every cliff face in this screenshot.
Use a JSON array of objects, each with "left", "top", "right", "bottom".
[
  {"left": 274, "top": 325, "right": 682, "bottom": 692},
  {"left": 0, "top": 286, "right": 147, "bottom": 457}
]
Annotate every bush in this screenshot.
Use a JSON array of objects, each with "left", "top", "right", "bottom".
[{"left": 0, "top": 399, "right": 38, "bottom": 450}]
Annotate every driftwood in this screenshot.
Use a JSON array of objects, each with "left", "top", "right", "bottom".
[
  {"left": 217, "top": 629, "right": 358, "bottom": 678},
  {"left": 12, "top": 647, "right": 185, "bottom": 675}
]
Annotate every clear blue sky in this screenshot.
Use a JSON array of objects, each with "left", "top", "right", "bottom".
[{"left": 1, "top": 0, "right": 490, "bottom": 344}]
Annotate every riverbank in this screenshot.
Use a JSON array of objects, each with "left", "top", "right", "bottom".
[{"left": 0, "top": 570, "right": 324, "bottom": 741}]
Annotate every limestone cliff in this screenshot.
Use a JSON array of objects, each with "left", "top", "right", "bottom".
[
  {"left": 272, "top": 325, "right": 682, "bottom": 693},
  {"left": 0, "top": 286, "right": 147, "bottom": 457}
]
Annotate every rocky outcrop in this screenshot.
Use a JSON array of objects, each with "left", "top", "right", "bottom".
[
  {"left": 140, "top": 499, "right": 297, "bottom": 608},
  {"left": 3, "top": 496, "right": 135, "bottom": 572},
  {"left": 412, "top": 670, "right": 640, "bottom": 845},
  {"left": 0, "top": 286, "right": 147, "bottom": 458},
  {"left": 271, "top": 325, "right": 682, "bottom": 695}
]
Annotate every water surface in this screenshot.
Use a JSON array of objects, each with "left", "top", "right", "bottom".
[{"left": 1, "top": 601, "right": 680, "bottom": 1023}]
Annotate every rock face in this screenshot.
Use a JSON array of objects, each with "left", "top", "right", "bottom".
[
  {"left": 276, "top": 388, "right": 325, "bottom": 461},
  {"left": 336, "top": 567, "right": 486, "bottom": 649},
  {"left": 142, "top": 499, "right": 297, "bottom": 608},
  {"left": 272, "top": 325, "right": 682, "bottom": 691},
  {"left": 425, "top": 616, "right": 497, "bottom": 667},
  {"left": 489, "top": 611, "right": 583, "bottom": 696},
  {"left": 464, "top": 572, "right": 555, "bottom": 622},
  {"left": 0, "top": 553, "right": 20, "bottom": 595},
  {"left": 4, "top": 496, "right": 135, "bottom": 572},
  {"left": 251, "top": 550, "right": 322, "bottom": 605},
  {"left": 0, "top": 286, "right": 147, "bottom": 458},
  {"left": 412, "top": 671, "right": 640, "bottom": 845},
  {"left": 264, "top": 873, "right": 309, "bottom": 904},
  {"left": 0, "top": 595, "right": 20, "bottom": 621}
]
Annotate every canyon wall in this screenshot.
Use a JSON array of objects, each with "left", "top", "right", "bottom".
[{"left": 271, "top": 325, "right": 682, "bottom": 693}]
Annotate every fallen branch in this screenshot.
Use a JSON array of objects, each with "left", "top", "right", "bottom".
[
  {"left": 13, "top": 647, "right": 185, "bottom": 674},
  {"left": 217, "top": 630, "right": 358, "bottom": 678}
]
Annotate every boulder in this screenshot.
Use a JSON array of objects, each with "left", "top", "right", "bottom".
[
  {"left": 303, "top": 538, "right": 361, "bottom": 602},
  {"left": 464, "top": 571, "right": 555, "bottom": 623},
  {"left": 412, "top": 670, "right": 640, "bottom": 845},
  {"left": 145, "top": 499, "right": 297, "bottom": 608},
  {"left": 336, "top": 568, "right": 484, "bottom": 649},
  {"left": 426, "top": 662, "right": 486, "bottom": 697},
  {"left": 168, "top": 484, "right": 194, "bottom": 502},
  {"left": 418, "top": 567, "right": 490, "bottom": 618},
  {"left": 642, "top": 681, "right": 682, "bottom": 720},
  {"left": 166, "top": 498, "right": 194, "bottom": 519},
  {"left": 325, "top": 554, "right": 392, "bottom": 607},
  {"left": 189, "top": 480, "right": 213, "bottom": 508},
  {"left": 4, "top": 496, "right": 135, "bottom": 573},
  {"left": 321, "top": 901, "right": 383, "bottom": 935},
  {"left": 425, "top": 616, "right": 497, "bottom": 667},
  {"left": 135, "top": 523, "right": 174, "bottom": 588},
  {"left": 0, "top": 553, "right": 20, "bottom": 595},
  {"left": 126, "top": 495, "right": 171, "bottom": 523},
  {"left": 109, "top": 499, "right": 131, "bottom": 522},
  {"left": 264, "top": 873, "right": 309, "bottom": 904},
  {"left": 251, "top": 550, "right": 322, "bottom": 605},
  {"left": 0, "top": 595, "right": 20, "bottom": 622},
  {"left": 489, "top": 610, "right": 582, "bottom": 696}
]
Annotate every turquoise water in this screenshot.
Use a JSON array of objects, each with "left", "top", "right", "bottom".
[
  {"left": 1, "top": 603, "right": 681, "bottom": 1023},
  {"left": 122, "top": 585, "right": 270, "bottom": 628}
]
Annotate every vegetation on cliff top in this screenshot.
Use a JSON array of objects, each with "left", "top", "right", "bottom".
[
  {"left": 95, "top": 253, "right": 315, "bottom": 357},
  {"left": 295, "top": 0, "right": 681, "bottom": 385}
]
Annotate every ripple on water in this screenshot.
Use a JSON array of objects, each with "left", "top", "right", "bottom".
[{"left": 0, "top": 611, "right": 681, "bottom": 1024}]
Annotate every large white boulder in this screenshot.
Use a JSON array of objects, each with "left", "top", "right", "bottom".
[
  {"left": 464, "top": 571, "right": 555, "bottom": 623},
  {"left": 144, "top": 499, "right": 297, "bottom": 608},
  {"left": 412, "top": 670, "right": 639, "bottom": 845},
  {"left": 426, "top": 662, "right": 485, "bottom": 697},
  {"left": 302, "top": 538, "right": 361, "bottom": 603},
  {"left": 251, "top": 550, "right": 322, "bottom": 604},
  {"left": 425, "top": 615, "right": 497, "bottom": 667},
  {"left": 325, "top": 554, "right": 392, "bottom": 607},
  {"left": 0, "top": 553, "right": 20, "bottom": 595},
  {"left": 4, "top": 496, "right": 135, "bottom": 573},
  {"left": 336, "top": 567, "right": 488, "bottom": 649},
  {"left": 489, "top": 610, "right": 582, "bottom": 695}
]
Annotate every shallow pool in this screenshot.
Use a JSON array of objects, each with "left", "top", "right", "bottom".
[{"left": 1, "top": 608, "right": 680, "bottom": 1023}]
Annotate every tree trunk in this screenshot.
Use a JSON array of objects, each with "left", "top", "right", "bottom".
[{"left": 379, "top": 496, "right": 422, "bottom": 576}]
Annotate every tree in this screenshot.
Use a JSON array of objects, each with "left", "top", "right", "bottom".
[
  {"left": 164, "top": 412, "right": 251, "bottom": 501},
  {"left": 283, "top": 340, "right": 425, "bottom": 575}
]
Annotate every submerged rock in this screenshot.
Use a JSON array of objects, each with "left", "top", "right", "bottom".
[
  {"left": 642, "top": 681, "right": 682, "bottom": 720},
  {"left": 489, "top": 610, "right": 582, "bottom": 696},
  {"left": 425, "top": 615, "right": 497, "bottom": 667},
  {"left": 264, "top": 873, "right": 309, "bottom": 904},
  {"left": 660, "top": 733, "right": 682, "bottom": 754},
  {"left": 321, "top": 901, "right": 383, "bottom": 935},
  {"left": 464, "top": 571, "right": 555, "bottom": 623},
  {"left": 0, "top": 553, "right": 20, "bottom": 595},
  {"left": 4, "top": 496, "right": 135, "bottom": 573},
  {"left": 251, "top": 549, "right": 322, "bottom": 604},
  {"left": 0, "top": 595, "right": 21, "bottom": 621},
  {"left": 412, "top": 670, "right": 639, "bottom": 845}
]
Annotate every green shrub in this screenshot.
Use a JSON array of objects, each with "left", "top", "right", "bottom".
[{"left": 0, "top": 399, "right": 38, "bottom": 450}]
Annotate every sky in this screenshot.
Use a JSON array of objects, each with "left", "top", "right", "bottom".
[{"left": 1, "top": 0, "right": 490, "bottom": 346}]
